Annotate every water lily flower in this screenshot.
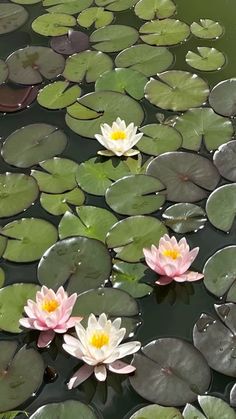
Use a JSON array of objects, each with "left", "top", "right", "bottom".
[
  {"left": 63, "top": 313, "right": 141, "bottom": 388},
  {"left": 19, "top": 286, "right": 82, "bottom": 348},
  {"left": 95, "top": 117, "right": 143, "bottom": 157},
  {"left": 143, "top": 234, "right": 203, "bottom": 285}
]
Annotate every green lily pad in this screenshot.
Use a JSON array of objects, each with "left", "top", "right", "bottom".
[
  {"left": 37, "top": 81, "right": 81, "bottom": 110},
  {"left": 95, "top": 68, "right": 148, "bottom": 100},
  {"left": 174, "top": 108, "right": 233, "bottom": 151},
  {"left": 105, "top": 174, "right": 166, "bottom": 215},
  {"left": 134, "top": 0, "right": 176, "bottom": 20},
  {"left": 0, "top": 173, "right": 38, "bottom": 218},
  {"left": 43, "top": 0, "right": 93, "bottom": 14},
  {"left": 145, "top": 71, "right": 209, "bottom": 111},
  {"left": 66, "top": 91, "right": 144, "bottom": 138},
  {"left": 190, "top": 19, "right": 223, "bottom": 39},
  {"left": 112, "top": 261, "right": 153, "bottom": 298},
  {"left": 206, "top": 184, "right": 236, "bottom": 232},
  {"left": 40, "top": 188, "right": 85, "bottom": 216},
  {"left": 59, "top": 206, "right": 118, "bottom": 242},
  {"left": 32, "top": 13, "right": 76, "bottom": 37},
  {"left": 186, "top": 47, "right": 225, "bottom": 72},
  {"left": 0, "top": 237, "right": 7, "bottom": 258},
  {"left": 130, "top": 338, "right": 211, "bottom": 406},
  {"left": 38, "top": 236, "right": 111, "bottom": 294},
  {"left": 95, "top": 0, "right": 138, "bottom": 11},
  {"left": 214, "top": 140, "right": 236, "bottom": 181},
  {"left": 115, "top": 45, "right": 174, "bottom": 77},
  {"left": 183, "top": 396, "right": 236, "bottom": 419},
  {"left": 90, "top": 25, "right": 139, "bottom": 52},
  {"left": 162, "top": 203, "right": 206, "bottom": 233},
  {"left": 0, "top": 341, "right": 44, "bottom": 412},
  {"left": 146, "top": 152, "right": 220, "bottom": 203},
  {"left": 130, "top": 404, "right": 183, "bottom": 419},
  {"left": 30, "top": 400, "right": 99, "bottom": 419},
  {"left": 31, "top": 158, "right": 79, "bottom": 193},
  {"left": 12, "top": 0, "right": 40, "bottom": 3},
  {"left": 1, "top": 218, "right": 58, "bottom": 263},
  {"left": 2, "top": 124, "right": 67, "bottom": 168},
  {"left": 0, "top": 60, "right": 8, "bottom": 84},
  {"left": 140, "top": 19, "right": 190, "bottom": 46},
  {"left": 0, "top": 411, "right": 27, "bottom": 419},
  {"left": 0, "top": 283, "right": 39, "bottom": 333},
  {"left": 0, "top": 4, "right": 28, "bottom": 35},
  {"left": 63, "top": 50, "right": 113, "bottom": 83},
  {"left": 77, "top": 7, "right": 113, "bottom": 28},
  {"left": 209, "top": 79, "right": 236, "bottom": 117},
  {"left": 137, "top": 123, "right": 182, "bottom": 156},
  {"left": 106, "top": 215, "right": 167, "bottom": 262},
  {"left": 0, "top": 267, "right": 5, "bottom": 288}
]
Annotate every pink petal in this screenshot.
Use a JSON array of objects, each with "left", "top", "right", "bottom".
[
  {"left": 66, "top": 316, "right": 83, "bottom": 328},
  {"left": 173, "top": 271, "right": 204, "bottom": 283},
  {"left": 67, "top": 364, "right": 94, "bottom": 389},
  {"left": 155, "top": 276, "right": 174, "bottom": 286},
  {"left": 37, "top": 330, "right": 55, "bottom": 348},
  {"left": 19, "top": 317, "right": 35, "bottom": 329},
  {"left": 94, "top": 364, "right": 107, "bottom": 381},
  {"left": 108, "top": 360, "right": 136, "bottom": 374}
]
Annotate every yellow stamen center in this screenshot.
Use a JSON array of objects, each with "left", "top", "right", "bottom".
[
  {"left": 162, "top": 249, "right": 180, "bottom": 260},
  {"left": 90, "top": 331, "right": 109, "bottom": 349},
  {"left": 111, "top": 130, "right": 126, "bottom": 141},
  {"left": 42, "top": 299, "right": 59, "bottom": 313}
]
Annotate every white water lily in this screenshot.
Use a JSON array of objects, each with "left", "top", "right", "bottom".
[
  {"left": 63, "top": 313, "right": 141, "bottom": 388},
  {"left": 95, "top": 117, "right": 143, "bottom": 157}
]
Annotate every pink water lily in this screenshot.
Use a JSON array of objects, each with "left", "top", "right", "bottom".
[
  {"left": 63, "top": 313, "right": 141, "bottom": 388},
  {"left": 143, "top": 234, "right": 203, "bottom": 285},
  {"left": 19, "top": 286, "right": 82, "bottom": 348}
]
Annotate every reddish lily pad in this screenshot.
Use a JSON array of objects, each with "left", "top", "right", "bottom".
[
  {"left": 50, "top": 30, "right": 89, "bottom": 55},
  {"left": 0, "top": 85, "right": 39, "bottom": 113}
]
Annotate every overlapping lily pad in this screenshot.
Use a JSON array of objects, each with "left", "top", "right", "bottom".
[
  {"left": 209, "top": 79, "right": 236, "bottom": 117},
  {"left": 43, "top": 0, "right": 93, "bottom": 14},
  {"left": 162, "top": 203, "right": 207, "bottom": 233},
  {"left": 190, "top": 19, "right": 223, "bottom": 39},
  {"left": 129, "top": 404, "right": 183, "bottom": 419},
  {"left": 140, "top": 19, "right": 190, "bottom": 46},
  {"left": 0, "top": 341, "right": 44, "bottom": 412},
  {"left": 145, "top": 71, "right": 209, "bottom": 111},
  {"left": 95, "top": 0, "right": 138, "bottom": 12},
  {"left": 38, "top": 236, "right": 111, "bottom": 294},
  {"left": 0, "top": 60, "right": 8, "bottom": 84},
  {"left": 11, "top": 0, "right": 40, "bottom": 3},
  {"left": 37, "top": 81, "right": 81, "bottom": 110},
  {"left": 0, "top": 85, "right": 39, "bottom": 112},
  {"left": 32, "top": 13, "right": 76, "bottom": 37},
  {"left": 135, "top": 0, "right": 176, "bottom": 20},
  {"left": 214, "top": 140, "right": 236, "bottom": 181},
  {"left": 63, "top": 51, "right": 113, "bottom": 83},
  {"left": 0, "top": 237, "right": 7, "bottom": 258},
  {"left": 40, "top": 188, "right": 85, "bottom": 216},
  {"left": 106, "top": 215, "right": 167, "bottom": 262},
  {"left": 50, "top": 30, "right": 89, "bottom": 55},
  {"left": 146, "top": 152, "right": 220, "bottom": 203},
  {"left": 112, "top": 261, "right": 153, "bottom": 298},
  {"left": 90, "top": 25, "right": 139, "bottom": 52},
  {"left": 0, "top": 4, "right": 28, "bottom": 35},
  {"left": 206, "top": 184, "right": 236, "bottom": 232},
  {"left": 186, "top": 47, "right": 225, "bottom": 72},
  {"left": 2, "top": 124, "right": 67, "bottom": 168},
  {"left": 77, "top": 7, "right": 114, "bottom": 28},
  {"left": 183, "top": 395, "right": 236, "bottom": 419},
  {"left": 137, "top": 123, "right": 182, "bottom": 156},
  {"left": 130, "top": 338, "right": 211, "bottom": 406},
  {"left": 0, "top": 267, "right": 5, "bottom": 288},
  {"left": 30, "top": 400, "right": 99, "bottom": 419}
]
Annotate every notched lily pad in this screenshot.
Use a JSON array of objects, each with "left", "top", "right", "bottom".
[
  {"left": 32, "top": 13, "right": 76, "bottom": 37},
  {"left": 137, "top": 123, "right": 182, "bottom": 156},
  {"left": 135, "top": 0, "right": 176, "bottom": 20},
  {"left": 77, "top": 7, "right": 114, "bottom": 29},
  {"left": 90, "top": 25, "right": 139, "bottom": 52},
  {"left": 162, "top": 203, "right": 206, "bottom": 233},
  {"left": 43, "top": 0, "right": 93, "bottom": 14},
  {"left": 140, "top": 19, "right": 190, "bottom": 46},
  {"left": 186, "top": 47, "right": 225, "bottom": 72},
  {"left": 0, "top": 4, "right": 28, "bottom": 35},
  {"left": 129, "top": 404, "right": 183, "bottom": 418},
  {"left": 206, "top": 184, "right": 236, "bottom": 232},
  {"left": 184, "top": 395, "right": 236, "bottom": 419},
  {"left": 37, "top": 81, "right": 81, "bottom": 110},
  {"left": 214, "top": 140, "right": 236, "bottom": 181},
  {"left": 209, "top": 79, "right": 236, "bottom": 117},
  {"left": 190, "top": 19, "right": 223, "bottom": 39},
  {"left": 30, "top": 400, "right": 99, "bottom": 419},
  {"left": 50, "top": 30, "right": 89, "bottom": 55},
  {"left": 40, "top": 188, "right": 85, "bottom": 216},
  {"left": 112, "top": 261, "right": 153, "bottom": 298}
]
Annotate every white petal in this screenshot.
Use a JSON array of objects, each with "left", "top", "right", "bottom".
[
  {"left": 116, "top": 341, "right": 141, "bottom": 359},
  {"left": 94, "top": 364, "right": 107, "bottom": 381}
]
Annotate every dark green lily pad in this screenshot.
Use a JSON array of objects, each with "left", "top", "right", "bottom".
[
  {"left": 106, "top": 215, "right": 167, "bottom": 262},
  {"left": 43, "top": 0, "right": 93, "bottom": 14},
  {"left": 105, "top": 174, "right": 166, "bottom": 215},
  {"left": 206, "top": 184, "right": 236, "bottom": 232},
  {"left": 146, "top": 152, "right": 220, "bottom": 203},
  {"left": 38, "top": 236, "right": 111, "bottom": 294},
  {"left": 0, "top": 60, "right": 8, "bottom": 84},
  {"left": 0, "top": 237, "right": 7, "bottom": 258},
  {"left": 0, "top": 85, "right": 39, "bottom": 113},
  {"left": 137, "top": 123, "right": 182, "bottom": 156},
  {"left": 59, "top": 206, "right": 117, "bottom": 242},
  {"left": 66, "top": 91, "right": 144, "bottom": 138},
  {"left": 0, "top": 268, "right": 5, "bottom": 288},
  {"left": 31, "top": 158, "right": 79, "bottom": 193},
  {"left": 174, "top": 108, "right": 233, "bottom": 151},
  {"left": 50, "top": 30, "right": 89, "bottom": 55},
  {"left": 95, "top": 0, "right": 138, "bottom": 12},
  {"left": 209, "top": 79, "right": 236, "bottom": 117},
  {"left": 2, "top": 124, "right": 67, "bottom": 168},
  {"left": 37, "top": 81, "right": 81, "bottom": 110},
  {"left": 95, "top": 68, "right": 148, "bottom": 100},
  {"left": 186, "top": 47, "right": 225, "bottom": 72},
  {"left": 190, "top": 19, "right": 223, "bottom": 39},
  {"left": 130, "top": 404, "right": 183, "bottom": 419},
  {"left": 0, "top": 410, "right": 26, "bottom": 418},
  {"left": 112, "top": 261, "right": 153, "bottom": 298},
  {"left": 0, "top": 173, "right": 38, "bottom": 218},
  {"left": 140, "top": 19, "right": 190, "bottom": 46},
  {"left": 145, "top": 71, "right": 209, "bottom": 111},
  {"left": 32, "top": 13, "right": 76, "bottom": 37},
  {"left": 184, "top": 395, "right": 236, "bottom": 419},
  {"left": 63, "top": 50, "right": 113, "bottom": 83},
  {"left": 90, "top": 25, "right": 139, "bottom": 52},
  {"left": 0, "top": 283, "right": 39, "bottom": 333},
  {"left": 1, "top": 218, "right": 58, "bottom": 263},
  {"left": 0, "top": 341, "right": 44, "bottom": 412},
  {"left": 77, "top": 7, "right": 114, "bottom": 28},
  {"left": 162, "top": 203, "right": 206, "bottom": 233},
  {"left": 0, "top": 4, "right": 28, "bottom": 35},
  {"left": 214, "top": 140, "right": 236, "bottom": 181},
  {"left": 30, "top": 400, "right": 99, "bottom": 419},
  {"left": 115, "top": 45, "right": 174, "bottom": 77},
  {"left": 130, "top": 338, "right": 211, "bottom": 406},
  {"left": 134, "top": 0, "right": 176, "bottom": 20},
  {"left": 40, "top": 188, "right": 85, "bottom": 216}
]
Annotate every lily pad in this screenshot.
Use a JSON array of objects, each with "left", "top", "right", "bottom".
[
  {"left": 2, "top": 124, "right": 67, "bottom": 168},
  {"left": 40, "top": 188, "right": 85, "bottom": 216},
  {"left": 174, "top": 108, "right": 233, "bottom": 151},
  {"left": 186, "top": 47, "right": 225, "bottom": 72},
  {"left": 37, "top": 81, "right": 81, "bottom": 110},
  {"left": 37, "top": 236, "right": 111, "bottom": 294},
  {"left": 134, "top": 0, "right": 176, "bottom": 20},
  {"left": 130, "top": 405, "right": 183, "bottom": 419},
  {"left": 95, "top": 68, "right": 148, "bottom": 100},
  {"left": 1, "top": 218, "right": 58, "bottom": 263},
  {"left": 140, "top": 19, "right": 190, "bottom": 46},
  {"left": 63, "top": 51, "right": 113, "bottom": 83},
  {"left": 0, "top": 283, "right": 39, "bottom": 333},
  {"left": 0, "top": 4, "right": 28, "bottom": 35},
  {"left": 106, "top": 215, "right": 167, "bottom": 262},
  {"left": 0, "top": 267, "right": 5, "bottom": 288},
  {"left": 206, "top": 184, "right": 236, "bottom": 232},
  {"left": 0, "top": 173, "right": 38, "bottom": 218},
  {"left": 0, "top": 85, "right": 39, "bottom": 113},
  {"left": 115, "top": 45, "right": 174, "bottom": 77},
  {"left": 30, "top": 400, "right": 99, "bottom": 419},
  {"left": 130, "top": 338, "right": 211, "bottom": 406},
  {"left": 145, "top": 71, "right": 209, "bottom": 111},
  {"left": 32, "top": 13, "right": 76, "bottom": 37},
  {"left": 0, "top": 237, "right": 7, "bottom": 258},
  {"left": 184, "top": 395, "right": 236, "bottom": 419},
  {"left": 137, "top": 123, "right": 182, "bottom": 156},
  {"left": 43, "top": 0, "right": 93, "bottom": 14},
  {"left": 146, "top": 152, "right": 220, "bottom": 203},
  {"left": 163, "top": 203, "right": 206, "bottom": 233},
  {"left": 0, "top": 60, "right": 8, "bottom": 84},
  {"left": 95, "top": 0, "right": 138, "bottom": 11},
  {"left": 90, "top": 25, "right": 139, "bottom": 52},
  {"left": 0, "top": 410, "right": 26, "bottom": 418},
  {"left": 209, "top": 79, "right": 236, "bottom": 117},
  {"left": 31, "top": 158, "right": 79, "bottom": 193},
  {"left": 190, "top": 19, "right": 223, "bottom": 39},
  {"left": 230, "top": 384, "right": 236, "bottom": 407},
  {"left": 59, "top": 206, "right": 118, "bottom": 242},
  {"left": 105, "top": 174, "right": 166, "bottom": 215},
  {"left": 50, "top": 30, "right": 89, "bottom": 55},
  {"left": 112, "top": 261, "right": 153, "bottom": 298},
  {"left": 214, "top": 140, "right": 236, "bottom": 181},
  {"left": 11, "top": 0, "right": 40, "bottom": 3},
  {"left": 0, "top": 341, "right": 44, "bottom": 412},
  {"left": 77, "top": 7, "right": 113, "bottom": 29}
]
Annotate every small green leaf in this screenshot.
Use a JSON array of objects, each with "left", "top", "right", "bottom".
[
  {"left": 186, "top": 47, "right": 225, "bottom": 71},
  {"left": 137, "top": 123, "right": 182, "bottom": 156},
  {"left": 198, "top": 395, "right": 236, "bottom": 419},
  {"left": 0, "top": 411, "right": 28, "bottom": 419},
  {"left": 90, "top": 25, "right": 139, "bottom": 52},
  {"left": 77, "top": 7, "right": 113, "bottom": 28},
  {"left": 140, "top": 18, "right": 190, "bottom": 46},
  {"left": 32, "top": 13, "right": 76, "bottom": 37},
  {"left": 37, "top": 81, "right": 81, "bottom": 109},
  {"left": 135, "top": 0, "right": 176, "bottom": 20},
  {"left": 112, "top": 261, "right": 153, "bottom": 298},
  {"left": 40, "top": 188, "right": 85, "bottom": 216},
  {"left": 190, "top": 19, "right": 223, "bottom": 39}
]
